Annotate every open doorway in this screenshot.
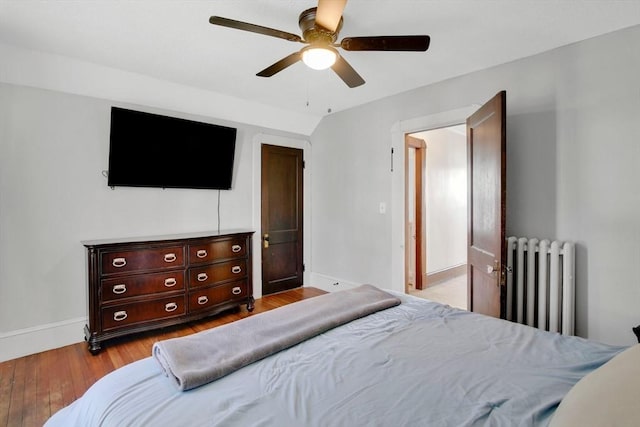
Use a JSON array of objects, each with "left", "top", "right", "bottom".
[{"left": 405, "top": 125, "right": 468, "bottom": 310}]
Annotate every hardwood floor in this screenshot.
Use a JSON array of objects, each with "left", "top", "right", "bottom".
[{"left": 0, "top": 287, "right": 326, "bottom": 427}]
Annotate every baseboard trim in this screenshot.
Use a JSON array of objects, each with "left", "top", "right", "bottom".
[
  {"left": 309, "top": 272, "right": 361, "bottom": 293},
  {"left": 0, "top": 317, "right": 87, "bottom": 362},
  {"left": 427, "top": 264, "right": 467, "bottom": 286}
]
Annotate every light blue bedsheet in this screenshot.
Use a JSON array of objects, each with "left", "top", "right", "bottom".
[{"left": 46, "top": 293, "right": 624, "bottom": 426}]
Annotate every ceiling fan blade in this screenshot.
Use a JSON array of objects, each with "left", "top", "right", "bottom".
[
  {"left": 330, "top": 55, "right": 365, "bottom": 88},
  {"left": 315, "top": 0, "right": 347, "bottom": 32},
  {"left": 341, "top": 35, "right": 430, "bottom": 51},
  {"left": 209, "top": 16, "right": 302, "bottom": 43},
  {"left": 256, "top": 52, "right": 302, "bottom": 77}
]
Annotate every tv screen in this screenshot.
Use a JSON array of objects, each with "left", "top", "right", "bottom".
[{"left": 107, "top": 107, "right": 237, "bottom": 190}]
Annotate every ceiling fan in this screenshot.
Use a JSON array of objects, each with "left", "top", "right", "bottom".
[{"left": 209, "top": 0, "right": 430, "bottom": 88}]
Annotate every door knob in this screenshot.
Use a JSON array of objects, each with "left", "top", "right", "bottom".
[
  {"left": 263, "top": 233, "right": 270, "bottom": 248},
  {"left": 487, "top": 260, "right": 499, "bottom": 274}
]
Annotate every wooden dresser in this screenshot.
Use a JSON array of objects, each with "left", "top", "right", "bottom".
[{"left": 83, "top": 230, "right": 254, "bottom": 354}]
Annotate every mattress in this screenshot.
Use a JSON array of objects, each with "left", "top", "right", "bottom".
[{"left": 45, "top": 291, "right": 624, "bottom": 426}]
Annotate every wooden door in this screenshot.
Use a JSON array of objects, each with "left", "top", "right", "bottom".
[
  {"left": 467, "top": 91, "right": 506, "bottom": 318},
  {"left": 405, "top": 135, "right": 426, "bottom": 291},
  {"left": 261, "top": 144, "right": 304, "bottom": 295}
]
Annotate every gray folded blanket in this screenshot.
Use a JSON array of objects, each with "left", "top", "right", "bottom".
[{"left": 152, "top": 284, "right": 401, "bottom": 391}]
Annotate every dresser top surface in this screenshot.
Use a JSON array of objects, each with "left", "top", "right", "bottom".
[{"left": 82, "top": 229, "right": 255, "bottom": 248}]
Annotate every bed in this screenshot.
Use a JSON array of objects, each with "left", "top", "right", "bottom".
[{"left": 46, "top": 285, "right": 634, "bottom": 426}]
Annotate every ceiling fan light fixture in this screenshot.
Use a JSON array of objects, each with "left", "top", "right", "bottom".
[{"left": 301, "top": 46, "right": 338, "bottom": 70}]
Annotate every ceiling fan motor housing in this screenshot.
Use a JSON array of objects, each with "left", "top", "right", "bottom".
[{"left": 298, "top": 7, "right": 342, "bottom": 45}]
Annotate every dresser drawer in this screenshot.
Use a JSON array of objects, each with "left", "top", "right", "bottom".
[
  {"left": 101, "top": 271, "right": 185, "bottom": 302},
  {"left": 101, "top": 295, "right": 186, "bottom": 331},
  {"left": 188, "top": 259, "right": 247, "bottom": 288},
  {"left": 189, "top": 280, "right": 248, "bottom": 312},
  {"left": 188, "top": 238, "right": 247, "bottom": 264},
  {"left": 101, "top": 246, "right": 185, "bottom": 275}
]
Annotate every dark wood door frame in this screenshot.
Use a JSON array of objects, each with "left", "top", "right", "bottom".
[{"left": 405, "top": 135, "right": 427, "bottom": 292}]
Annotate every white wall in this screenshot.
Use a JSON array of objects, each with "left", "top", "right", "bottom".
[
  {"left": 0, "top": 42, "right": 321, "bottom": 136},
  {"left": 311, "top": 25, "right": 640, "bottom": 346},
  {"left": 0, "top": 83, "right": 308, "bottom": 361},
  {"left": 413, "top": 128, "right": 467, "bottom": 274}
]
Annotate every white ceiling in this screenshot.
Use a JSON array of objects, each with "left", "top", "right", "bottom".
[{"left": 1, "top": 0, "right": 639, "bottom": 119}]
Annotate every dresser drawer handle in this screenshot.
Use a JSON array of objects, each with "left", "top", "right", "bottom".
[
  {"left": 231, "top": 244, "right": 242, "bottom": 253},
  {"left": 231, "top": 266, "right": 242, "bottom": 274},
  {"left": 196, "top": 249, "right": 208, "bottom": 258},
  {"left": 197, "top": 273, "right": 208, "bottom": 282},
  {"left": 113, "top": 311, "right": 128, "bottom": 321},
  {"left": 232, "top": 286, "right": 242, "bottom": 295},
  {"left": 165, "top": 302, "right": 178, "bottom": 312},
  {"left": 112, "top": 257, "right": 127, "bottom": 268},
  {"left": 164, "top": 278, "right": 177, "bottom": 287},
  {"left": 197, "top": 296, "right": 209, "bottom": 305},
  {"left": 112, "top": 284, "right": 127, "bottom": 295},
  {"left": 164, "top": 253, "right": 177, "bottom": 263}
]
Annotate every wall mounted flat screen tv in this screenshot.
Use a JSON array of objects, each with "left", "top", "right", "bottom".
[{"left": 108, "top": 107, "right": 237, "bottom": 190}]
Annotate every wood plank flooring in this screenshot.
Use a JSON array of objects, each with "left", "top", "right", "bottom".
[{"left": 0, "top": 287, "right": 326, "bottom": 427}]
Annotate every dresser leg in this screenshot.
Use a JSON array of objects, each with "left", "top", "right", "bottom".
[
  {"left": 87, "top": 339, "right": 102, "bottom": 355},
  {"left": 247, "top": 296, "right": 255, "bottom": 312},
  {"left": 85, "top": 325, "right": 102, "bottom": 355}
]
